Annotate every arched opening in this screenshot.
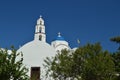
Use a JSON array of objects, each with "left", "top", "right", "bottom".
[
  {"left": 40, "top": 21, "right": 42, "bottom": 25},
  {"left": 39, "top": 35, "right": 42, "bottom": 41},
  {"left": 39, "top": 27, "right": 42, "bottom": 33}
]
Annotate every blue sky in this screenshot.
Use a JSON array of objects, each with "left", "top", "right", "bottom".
[{"left": 0, "top": 0, "right": 120, "bottom": 52}]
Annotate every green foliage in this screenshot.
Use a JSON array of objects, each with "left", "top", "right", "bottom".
[
  {"left": 0, "top": 47, "right": 29, "bottom": 80},
  {"left": 110, "top": 36, "right": 120, "bottom": 43},
  {"left": 110, "top": 36, "right": 120, "bottom": 50},
  {"left": 44, "top": 43, "right": 116, "bottom": 80},
  {"left": 111, "top": 51, "right": 120, "bottom": 80},
  {"left": 79, "top": 43, "right": 115, "bottom": 80},
  {"left": 110, "top": 36, "right": 120, "bottom": 80},
  {"left": 44, "top": 50, "right": 74, "bottom": 79},
  {"left": 112, "top": 52, "right": 120, "bottom": 72}
]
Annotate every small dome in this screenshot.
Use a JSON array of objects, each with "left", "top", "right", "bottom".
[
  {"left": 56, "top": 36, "right": 65, "bottom": 41},
  {"left": 56, "top": 32, "right": 65, "bottom": 41}
]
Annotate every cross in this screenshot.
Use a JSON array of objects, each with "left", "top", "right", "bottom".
[
  {"left": 40, "top": 15, "right": 42, "bottom": 18},
  {"left": 58, "top": 32, "right": 61, "bottom": 37}
]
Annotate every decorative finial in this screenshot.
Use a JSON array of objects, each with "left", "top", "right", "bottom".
[
  {"left": 40, "top": 15, "right": 42, "bottom": 18},
  {"left": 58, "top": 32, "right": 61, "bottom": 37}
]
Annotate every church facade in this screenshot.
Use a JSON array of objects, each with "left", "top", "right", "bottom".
[{"left": 17, "top": 16, "right": 73, "bottom": 80}]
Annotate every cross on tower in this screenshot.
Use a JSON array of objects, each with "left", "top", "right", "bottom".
[
  {"left": 40, "top": 15, "right": 42, "bottom": 18},
  {"left": 58, "top": 32, "right": 61, "bottom": 37}
]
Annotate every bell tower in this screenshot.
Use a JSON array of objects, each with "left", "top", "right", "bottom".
[{"left": 34, "top": 16, "right": 46, "bottom": 42}]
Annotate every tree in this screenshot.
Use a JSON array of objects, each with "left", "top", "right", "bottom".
[
  {"left": 110, "top": 36, "right": 120, "bottom": 43},
  {"left": 44, "top": 43, "right": 116, "bottom": 80},
  {"left": 44, "top": 50, "right": 74, "bottom": 80},
  {"left": 111, "top": 52, "right": 120, "bottom": 80},
  {"left": 110, "top": 36, "right": 120, "bottom": 50},
  {"left": 0, "top": 46, "right": 29, "bottom": 80},
  {"left": 79, "top": 43, "right": 115, "bottom": 80},
  {"left": 110, "top": 36, "right": 120, "bottom": 79}
]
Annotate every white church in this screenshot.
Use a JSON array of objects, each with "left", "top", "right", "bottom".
[{"left": 17, "top": 16, "right": 76, "bottom": 80}]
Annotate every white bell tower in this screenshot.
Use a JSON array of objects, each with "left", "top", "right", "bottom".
[{"left": 34, "top": 16, "right": 46, "bottom": 42}]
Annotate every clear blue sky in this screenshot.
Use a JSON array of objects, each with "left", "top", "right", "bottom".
[{"left": 0, "top": 0, "right": 120, "bottom": 52}]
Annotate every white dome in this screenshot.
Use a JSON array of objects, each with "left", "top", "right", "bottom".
[
  {"left": 17, "top": 40, "right": 56, "bottom": 79},
  {"left": 51, "top": 32, "right": 71, "bottom": 52}
]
